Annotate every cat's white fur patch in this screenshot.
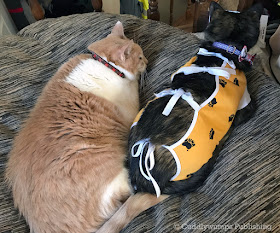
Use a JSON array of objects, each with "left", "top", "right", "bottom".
[
  {"left": 99, "top": 168, "right": 131, "bottom": 218},
  {"left": 65, "top": 59, "right": 139, "bottom": 123}
]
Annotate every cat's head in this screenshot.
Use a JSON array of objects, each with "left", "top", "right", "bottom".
[
  {"left": 204, "top": 2, "right": 263, "bottom": 50},
  {"left": 88, "top": 21, "right": 148, "bottom": 80}
]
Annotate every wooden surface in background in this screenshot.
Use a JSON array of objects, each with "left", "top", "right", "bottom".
[
  {"left": 91, "top": 0, "right": 103, "bottom": 12},
  {"left": 173, "top": 0, "right": 215, "bottom": 33},
  {"left": 238, "top": 0, "right": 254, "bottom": 11},
  {"left": 148, "top": 0, "right": 160, "bottom": 21}
]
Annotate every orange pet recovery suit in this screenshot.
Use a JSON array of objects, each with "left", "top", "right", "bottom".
[{"left": 131, "top": 48, "right": 251, "bottom": 197}]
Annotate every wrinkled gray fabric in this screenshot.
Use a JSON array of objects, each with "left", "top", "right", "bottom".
[{"left": 0, "top": 12, "right": 279, "bottom": 233}]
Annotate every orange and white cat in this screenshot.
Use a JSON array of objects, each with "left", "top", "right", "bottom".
[{"left": 5, "top": 21, "right": 147, "bottom": 233}]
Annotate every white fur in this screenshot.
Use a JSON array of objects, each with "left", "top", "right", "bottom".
[
  {"left": 99, "top": 169, "right": 131, "bottom": 218},
  {"left": 65, "top": 59, "right": 139, "bottom": 124}
]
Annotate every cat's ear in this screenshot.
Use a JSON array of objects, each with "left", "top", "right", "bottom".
[
  {"left": 111, "top": 21, "right": 126, "bottom": 38},
  {"left": 118, "top": 40, "right": 134, "bottom": 62},
  {"left": 208, "top": 1, "right": 224, "bottom": 22},
  {"left": 246, "top": 3, "right": 263, "bottom": 20}
]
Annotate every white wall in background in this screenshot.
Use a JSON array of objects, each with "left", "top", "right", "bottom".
[{"left": 103, "top": 0, "right": 120, "bottom": 14}]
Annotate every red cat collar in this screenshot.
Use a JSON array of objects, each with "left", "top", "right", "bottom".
[
  {"left": 90, "top": 52, "right": 125, "bottom": 78},
  {"left": 212, "top": 42, "right": 256, "bottom": 65}
]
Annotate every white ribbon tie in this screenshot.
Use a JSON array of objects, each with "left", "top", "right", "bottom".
[
  {"left": 131, "top": 139, "right": 161, "bottom": 197},
  {"left": 197, "top": 48, "right": 236, "bottom": 69},
  {"left": 155, "top": 89, "right": 200, "bottom": 116}
]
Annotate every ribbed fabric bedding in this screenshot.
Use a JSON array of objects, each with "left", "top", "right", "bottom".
[{"left": 0, "top": 12, "right": 279, "bottom": 232}]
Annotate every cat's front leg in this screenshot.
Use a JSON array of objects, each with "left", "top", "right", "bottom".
[
  {"left": 96, "top": 193, "right": 168, "bottom": 233},
  {"left": 233, "top": 100, "right": 256, "bottom": 126}
]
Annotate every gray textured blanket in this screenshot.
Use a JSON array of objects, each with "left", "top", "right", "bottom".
[{"left": 0, "top": 12, "right": 279, "bottom": 233}]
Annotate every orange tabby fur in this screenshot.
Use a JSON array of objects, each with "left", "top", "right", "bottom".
[{"left": 5, "top": 22, "right": 147, "bottom": 233}]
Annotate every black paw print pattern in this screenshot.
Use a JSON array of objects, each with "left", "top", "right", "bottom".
[
  {"left": 182, "top": 138, "right": 195, "bottom": 151},
  {"left": 234, "top": 78, "right": 239, "bottom": 86},
  {"left": 229, "top": 114, "right": 235, "bottom": 122},
  {"left": 209, "top": 128, "right": 215, "bottom": 140},
  {"left": 219, "top": 79, "right": 227, "bottom": 88},
  {"left": 208, "top": 98, "right": 217, "bottom": 107}
]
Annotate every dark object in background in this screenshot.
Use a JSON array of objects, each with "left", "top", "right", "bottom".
[
  {"left": 4, "top": 0, "right": 95, "bottom": 31},
  {"left": 266, "top": 19, "right": 280, "bottom": 41},
  {"left": 254, "top": 0, "right": 280, "bottom": 21},
  {"left": 120, "top": 0, "right": 142, "bottom": 18},
  {"left": 4, "top": 0, "right": 30, "bottom": 30},
  {"left": 45, "top": 0, "right": 94, "bottom": 18}
]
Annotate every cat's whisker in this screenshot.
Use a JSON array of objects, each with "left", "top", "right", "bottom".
[
  {"left": 139, "top": 70, "right": 148, "bottom": 90},
  {"left": 139, "top": 70, "right": 150, "bottom": 105},
  {"left": 132, "top": 32, "right": 139, "bottom": 45}
]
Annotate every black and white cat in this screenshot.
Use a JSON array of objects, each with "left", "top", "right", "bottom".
[
  {"left": 128, "top": 1, "right": 262, "bottom": 197},
  {"left": 97, "top": 2, "right": 263, "bottom": 233}
]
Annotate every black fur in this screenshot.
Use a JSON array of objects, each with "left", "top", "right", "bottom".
[{"left": 128, "top": 2, "right": 261, "bottom": 195}]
